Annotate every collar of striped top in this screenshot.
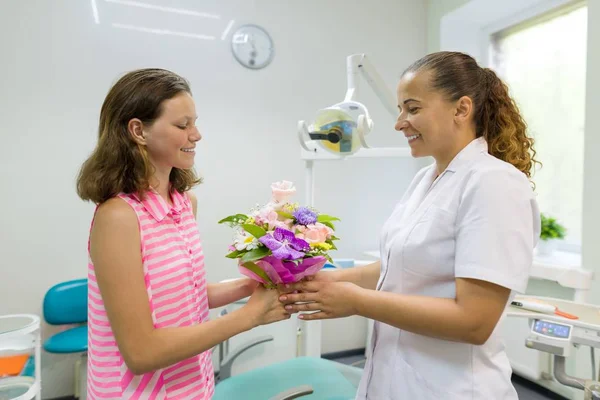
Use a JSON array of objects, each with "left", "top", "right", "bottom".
[{"left": 135, "top": 188, "right": 188, "bottom": 222}]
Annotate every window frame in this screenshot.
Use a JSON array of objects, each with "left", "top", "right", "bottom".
[{"left": 441, "top": 0, "right": 580, "bottom": 68}]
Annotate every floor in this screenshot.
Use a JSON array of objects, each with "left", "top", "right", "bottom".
[{"left": 330, "top": 354, "right": 569, "bottom": 400}]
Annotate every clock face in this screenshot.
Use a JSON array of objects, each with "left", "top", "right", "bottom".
[{"left": 231, "top": 24, "right": 274, "bottom": 69}]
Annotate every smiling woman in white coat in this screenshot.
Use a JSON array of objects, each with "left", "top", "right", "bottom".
[{"left": 280, "top": 51, "right": 542, "bottom": 399}]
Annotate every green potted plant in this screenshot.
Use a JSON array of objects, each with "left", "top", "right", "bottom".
[{"left": 537, "top": 213, "right": 566, "bottom": 256}]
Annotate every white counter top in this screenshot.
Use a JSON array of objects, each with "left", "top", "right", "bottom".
[
  {"left": 530, "top": 250, "right": 591, "bottom": 290},
  {"left": 363, "top": 249, "right": 593, "bottom": 301}
]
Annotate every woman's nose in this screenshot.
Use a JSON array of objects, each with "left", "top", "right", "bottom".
[
  {"left": 190, "top": 127, "right": 202, "bottom": 142},
  {"left": 395, "top": 118, "right": 408, "bottom": 131}
]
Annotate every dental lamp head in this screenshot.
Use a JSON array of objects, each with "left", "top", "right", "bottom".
[
  {"left": 305, "top": 100, "right": 373, "bottom": 156},
  {"left": 298, "top": 54, "right": 398, "bottom": 158}
]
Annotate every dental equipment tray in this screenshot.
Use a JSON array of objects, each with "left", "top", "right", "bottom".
[
  {"left": 507, "top": 295, "right": 600, "bottom": 358},
  {"left": 506, "top": 296, "right": 600, "bottom": 333}
]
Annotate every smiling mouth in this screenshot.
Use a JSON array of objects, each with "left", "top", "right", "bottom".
[
  {"left": 406, "top": 134, "right": 421, "bottom": 142},
  {"left": 181, "top": 148, "right": 195, "bottom": 152}
]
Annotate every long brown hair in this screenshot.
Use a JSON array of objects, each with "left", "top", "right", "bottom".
[
  {"left": 403, "top": 51, "right": 540, "bottom": 180},
  {"left": 76, "top": 68, "right": 201, "bottom": 204}
]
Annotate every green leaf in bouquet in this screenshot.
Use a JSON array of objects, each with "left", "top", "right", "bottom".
[
  {"left": 325, "top": 239, "right": 338, "bottom": 250},
  {"left": 317, "top": 214, "right": 341, "bottom": 223},
  {"left": 225, "top": 249, "right": 245, "bottom": 259},
  {"left": 242, "top": 224, "right": 267, "bottom": 239},
  {"left": 218, "top": 214, "right": 249, "bottom": 224},
  {"left": 329, "top": 235, "right": 340, "bottom": 241},
  {"left": 277, "top": 211, "right": 294, "bottom": 219},
  {"left": 241, "top": 261, "right": 275, "bottom": 288},
  {"left": 320, "top": 221, "right": 336, "bottom": 230},
  {"left": 240, "top": 246, "right": 270, "bottom": 263}
]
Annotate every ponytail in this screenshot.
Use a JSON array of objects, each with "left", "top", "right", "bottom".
[
  {"left": 403, "top": 51, "right": 540, "bottom": 181},
  {"left": 478, "top": 68, "right": 539, "bottom": 179}
]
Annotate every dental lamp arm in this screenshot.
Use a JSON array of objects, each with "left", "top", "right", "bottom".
[{"left": 345, "top": 54, "right": 398, "bottom": 117}]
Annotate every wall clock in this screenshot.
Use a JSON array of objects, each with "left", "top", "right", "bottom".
[{"left": 231, "top": 24, "right": 274, "bottom": 70}]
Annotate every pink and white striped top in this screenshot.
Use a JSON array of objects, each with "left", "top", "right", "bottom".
[{"left": 87, "top": 189, "right": 214, "bottom": 399}]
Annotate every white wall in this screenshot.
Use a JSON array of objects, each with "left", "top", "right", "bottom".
[
  {"left": 427, "top": 0, "right": 471, "bottom": 52},
  {"left": 0, "top": 0, "right": 426, "bottom": 397}
]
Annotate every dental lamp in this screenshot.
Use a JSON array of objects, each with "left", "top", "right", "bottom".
[
  {"left": 298, "top": 53, "right": 411, "bottom": 208},
  {"left": 296, "top": 54, "right": 411, "bottom": 359},
  {"left": 297, "top": 53, "right": 407, "bottom": 159}
]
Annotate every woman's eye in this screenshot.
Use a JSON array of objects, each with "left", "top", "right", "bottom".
[
  {"left": 408, "top": 108, "right": 419, "bottom": 114},
  {"left": 177, "top": 125, "right": 187, "bottom": 130}
]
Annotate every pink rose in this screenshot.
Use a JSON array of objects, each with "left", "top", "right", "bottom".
[
  {"left": 271, "top": 180, "right": 296, "bottom": 204},
  {"left": 255, "top": 206, "right": 277, "bottom": 227},
  {"left": 273, "top": 218, "right": 294, "bottom": 231},
  {"left": 302, "top": 222, "right": 332, "bottom": 244},
  {"left": 265, "top": 210, "right": 279, "bottom": 226}
]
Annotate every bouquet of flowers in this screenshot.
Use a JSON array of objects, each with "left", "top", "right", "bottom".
[{"left": 218, "top": 181, "right": 340, "bottom": 288}]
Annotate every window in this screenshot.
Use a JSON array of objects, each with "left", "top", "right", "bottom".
[{"left": 489, "top": 2, "right": 587, "bottom": 250}]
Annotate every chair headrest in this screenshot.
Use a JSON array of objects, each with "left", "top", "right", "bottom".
[{"left": 43, "top": 278, "right": 87, "bottom": 325}]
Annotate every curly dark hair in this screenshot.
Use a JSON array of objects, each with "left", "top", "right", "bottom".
[{"left": 404, "top": 51, "right": 541, "bottom": 181}]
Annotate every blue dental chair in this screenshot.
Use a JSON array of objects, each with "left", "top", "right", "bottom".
[
  {"left": 213, "top": 336, "right": 362, "bottom": 400},
  {"left": 42, "top": 278, "right": 88, "bottom": 398},
  {"left": 214, "top": 353, "right": 360, "bottom": 399},
  {"left": 213, "top": 313, "right": 362, "bottom": 399}
]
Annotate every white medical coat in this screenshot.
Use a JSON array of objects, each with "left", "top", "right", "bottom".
[{"left": 356, "top": 137, "right": 541, "bottom": 400}]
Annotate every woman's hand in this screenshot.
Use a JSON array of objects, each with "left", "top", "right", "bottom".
[
  {"left": 277, "top": 271, "right": 338, "bottom": 296},
  {"left": 304, "top": 270, "right": 338, "bottom": 284},
  {"left": 240, "top": 278, "right": 260, "bottom": 297},
  {"left": 244, "top": 284, "right": 291, "bottom": 328},
  {"left": 278, "top": 280, "right": 363, "bottom": 320}
]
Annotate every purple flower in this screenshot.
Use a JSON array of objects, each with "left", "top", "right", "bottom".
[
  {"left": 259, "top": 227, "right": 310, "bottom": 260},
  {"left": 293, "top": 207, "right": 317, "bottom": 226}
]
